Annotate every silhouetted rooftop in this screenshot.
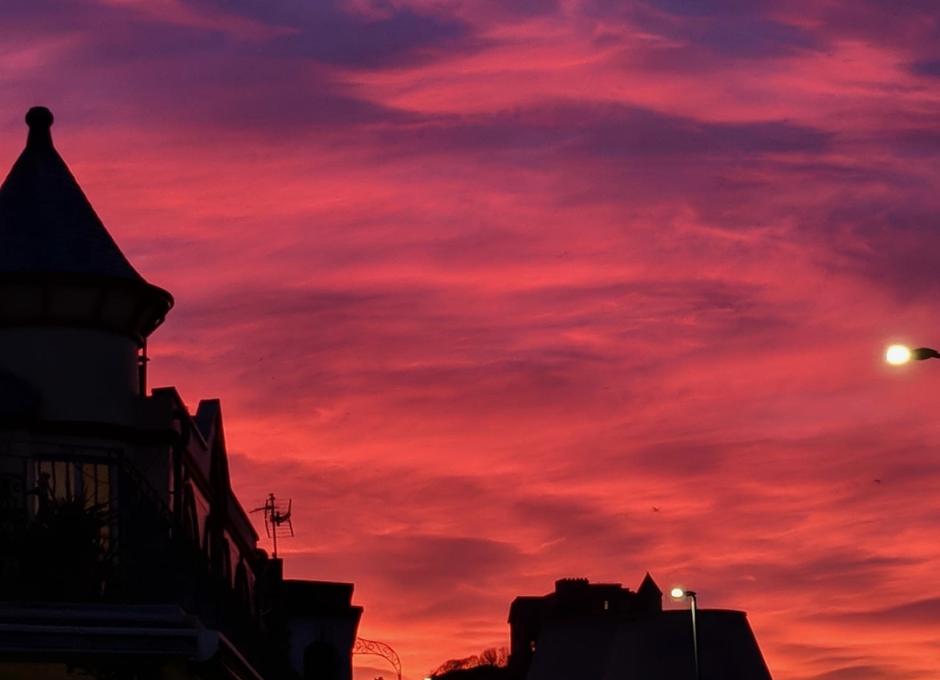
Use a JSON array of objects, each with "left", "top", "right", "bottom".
[
  {"left": 637, "top": 573, "right": 660, "bottom": 595},
  {"left": 0, "top": 107, "right": 143, "bottom": 281},
  {"left": 284, "top": 580, "right": 361, "bottom": 616},
  {"left": 527, "top": 610, "right": 772, "bottom": 680}
]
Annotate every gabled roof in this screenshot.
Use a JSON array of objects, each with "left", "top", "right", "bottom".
[{"left": 0, "top": 107, "right": 142, "bottom": 281}]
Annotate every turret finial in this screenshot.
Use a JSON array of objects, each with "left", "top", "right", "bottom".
[{"left": 25, "top": 106, "right": 54, "bottom": 148}]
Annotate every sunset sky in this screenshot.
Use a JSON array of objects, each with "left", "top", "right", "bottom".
[{"left": 2, "top": 1, "right": 940, "bottom": 678}]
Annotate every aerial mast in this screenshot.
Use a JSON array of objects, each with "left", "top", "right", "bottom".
[{"left": 251, "top": 493, "right": 293, "bottom": 558}]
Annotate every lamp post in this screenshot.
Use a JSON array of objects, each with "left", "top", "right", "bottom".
[
  {"left": 885, "top": 344, "right": 940, "bottom": 365},
  {"left": 671, "top": 587, "right": 701, "bottom": 680}
]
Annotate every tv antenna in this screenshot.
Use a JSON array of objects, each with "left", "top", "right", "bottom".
[{"left": 251, "top": 493, "right": 293, "bottom": 557}]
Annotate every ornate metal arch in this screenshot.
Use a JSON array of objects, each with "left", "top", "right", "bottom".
[{"left": 353, "top": 637, "right": 402, "bottom": 680}]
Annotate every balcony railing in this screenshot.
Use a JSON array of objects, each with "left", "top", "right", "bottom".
[{"left": 0, "top": 453, "right": 274, "bottom": 674}]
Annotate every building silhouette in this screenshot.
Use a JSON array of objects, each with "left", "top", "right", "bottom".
[
  {"left": 0, "top": 108, "right": 361, "bottom": 680},
  {"left": 508, "top": 575, "right": 772, "bottom": 680},
  {"left": 430, "top": 574, "right": 773, "bottom": 680}
]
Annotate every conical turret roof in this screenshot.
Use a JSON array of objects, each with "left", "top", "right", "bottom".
[
  {"left": 0, "top": 107, "right": 172, "bottom": 343},
  {"left": 0, "top": 107, "right": 142, "bottom": 280}
]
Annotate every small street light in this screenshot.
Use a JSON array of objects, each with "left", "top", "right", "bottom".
[
  {"left": 671, "top": 587, "right": 701, "bottom": 680},
  {"left": 885, "top": 344, "right": 940, "bottom": 366}
]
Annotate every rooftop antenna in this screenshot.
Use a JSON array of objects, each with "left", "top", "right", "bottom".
[{"left": 251, "top": 493, "right": 293, "bottom": 558}]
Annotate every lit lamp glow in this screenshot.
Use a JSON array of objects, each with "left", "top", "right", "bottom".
[
  {"left": 885, "top": 344, "right": 912, "bottom": 365},
  {"left": 671, "top": 587, "right": 686, "bottom": 599}
]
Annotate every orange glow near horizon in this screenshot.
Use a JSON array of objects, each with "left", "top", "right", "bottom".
[{"left": 2, "top": 2, "right": 940, "bottom": 678}]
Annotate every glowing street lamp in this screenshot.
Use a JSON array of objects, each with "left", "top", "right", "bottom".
[
  {"left": 885, "top": 344, "right": 940, "bottom": 366},
  {"left": 671, "top": 587, "right": 701, "bottom": 680},
  {"left": 886, "top": 344, "right": 912, "bottom": 365}
]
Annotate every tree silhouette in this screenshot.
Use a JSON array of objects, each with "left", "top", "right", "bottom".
[{"left": 430, "top": 647, "right": 511, "bottom": 680}]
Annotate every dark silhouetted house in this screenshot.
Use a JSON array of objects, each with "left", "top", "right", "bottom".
[
  {"left": 0, "top": 108, "right": 361, "bottom": 679},
  {"left": 508, "top": 575, "right": 772, "bottom": 680}
]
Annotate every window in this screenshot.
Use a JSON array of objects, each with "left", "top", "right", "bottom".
[
  {"left": 34, "top": 458, "right": 113, "bottom": 549},
  {"left": 35, "top": 459, "right": 110, "bottom": 508},
  {"left": 603, "top": 600, "right": 609, "bottom": 610}
]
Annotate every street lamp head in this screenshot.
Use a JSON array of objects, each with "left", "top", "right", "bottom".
[
  {"left": 885, "top": 344, "right": 912, "bottom": 365},
  {"left": 671, "top": 586, "right": 697, "bottom": 600},
  {"left": 886, "top": 344, "right": 940, "bottom": 365}
]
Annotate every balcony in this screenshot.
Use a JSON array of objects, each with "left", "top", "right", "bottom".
[{"left": 0, "top": 454, "right": 278, "bottom": 679}]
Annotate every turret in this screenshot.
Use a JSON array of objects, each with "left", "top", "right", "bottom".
[{"left": 0, "top": 107, "right": 172, "bottom": 424}]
